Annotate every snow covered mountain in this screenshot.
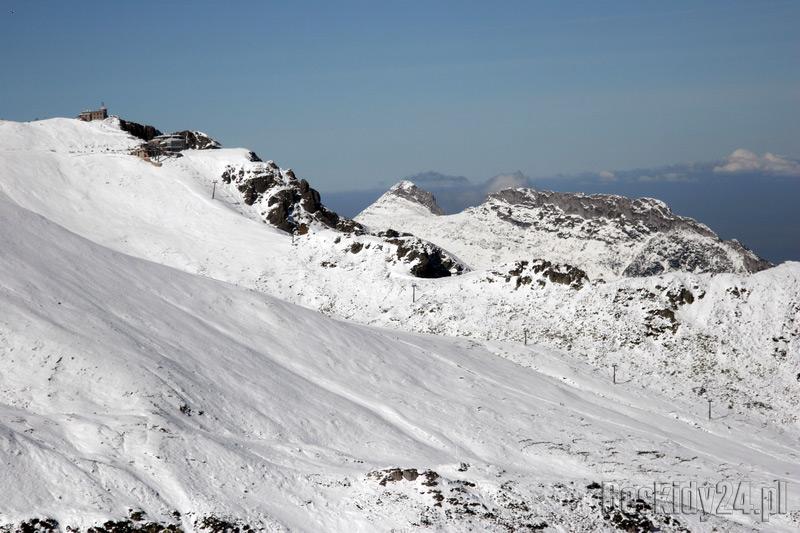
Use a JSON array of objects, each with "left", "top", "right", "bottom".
[
  {"left": 1, "top": 118, "right": 795, "bottom": 422},
  {"left": 356, "top": 181, "right": 771, "bottom": 280},
  {"left": 215, "top": 158, "right": 464, "bottom": 278},
  {"left": 1, "top": 117, "right": 799, "bottom": 531}
]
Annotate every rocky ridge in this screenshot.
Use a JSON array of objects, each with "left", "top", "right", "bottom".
[
  {"left": 173, "top": 130, "right": 221, "bottom": 150},
  {"left": 386, "top": 180, "right": 444, "bottom": 215},
  {"left": 118, "top": 119, "right": 162, "bottom": 142},
  {"left": 219, "top": 161, "right": 465, "bottom": 278},
  {"left": 117, "top": 117, "right": 221, "bottom": 150},
  {"left": 356, "top": 182, "right": 772, "bottom": 279},
  {"left": 490, "top": 188, "right": 771, "bottom": 276}
]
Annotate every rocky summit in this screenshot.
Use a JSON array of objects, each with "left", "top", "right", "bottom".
[
  {"left": 356, "top": 182, "right": 771, "bottom": 280},
  {"left": 385, "top": 180, "right": 445, "bottom": 215}
]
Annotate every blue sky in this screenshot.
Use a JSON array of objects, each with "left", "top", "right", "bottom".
[{"left": 1, "top": 0, "right": 798, "bottom": 191}]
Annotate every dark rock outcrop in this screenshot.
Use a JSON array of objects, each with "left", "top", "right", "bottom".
[
  {"left": 220, "top": 163, "right": 356, "bottom": 235},
  {"left": 379, "top": 230, "right": 464, "bottom": 278},
  {"left": 505, "top": 259, "right": 588, "bottom": 289},
  {"left": 220, "top": 161, "right": 466, "bottom": 278},
  {"left": 171, "top": 130, "right": 221, "bottom": 150},
  {"left": 118, "top": 119, "right": 162, "bottom": 141},
  {"left": 368, "top": 467, "right": 436, "bottom": 487},
  {"left": 266, "top": 189, "right": 295, "bottom": 232},
  {"left": 299, "top": 179, "right": 322, "bottom": 213}
]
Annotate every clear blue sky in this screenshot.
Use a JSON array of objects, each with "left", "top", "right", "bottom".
[{"left": 1, "top": 0, "right": 798, "bottom": 191}]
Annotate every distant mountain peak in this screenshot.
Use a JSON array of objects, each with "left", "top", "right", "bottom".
[
  {"left": 358, "top": 182, "right": 772, "bottom": 278},
  {"left": 386, "top": 181, "right": 444, "bottom": 215}
]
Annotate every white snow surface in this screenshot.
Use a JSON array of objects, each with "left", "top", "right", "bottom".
[
  {"left": 355, "top": 183, "right": 765, "bottom": 279},
  {"left": 1, "top": 118, "right": 799, "bottom": 531}
]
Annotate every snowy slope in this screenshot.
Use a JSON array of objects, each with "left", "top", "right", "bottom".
[
  {"left": 355, "top": 181, "right": 771, "bottom": 280},
  {"left": 0, "top": 119, "right": 462, "bottom": 285},
  {"left": 2, "top": 187, "right": 800, "bottom": 531},
  {"left": 1, "top": 118, "right": 796, "bottom": 428},
  {"left": 0, "top": 119, "right": 299, "bottom": 289},
  {"left": 1, "top": 118, "right": 799, "bottom": 530},
  {"left": 258, "top": 238, "right": 800, "bottom": 427},
  {"left": 0, "top": 117, "right": 138, "bottom": 152}
]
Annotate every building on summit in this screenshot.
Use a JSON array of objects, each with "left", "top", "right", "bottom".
[{"left": 78, "top": 104, "right": 108, "bottom": 122}]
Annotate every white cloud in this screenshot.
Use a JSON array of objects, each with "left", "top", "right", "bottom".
[
  {"left": 484, "top": 171, "right": 529, "bottom": 192},
  {"left": 714, "top": 149, "right": 800, "bottom": 177},
  {"left": 598, "top": 170, "right": 616, "bottom": 181}
]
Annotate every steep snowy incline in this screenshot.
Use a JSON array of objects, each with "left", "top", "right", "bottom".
[
  {"left": 0, "top": 117, "right": 137, "bottom": 153},
  {"left": 355, "top": 182, "right": 771, "bottom": 279},
  {"left": 0, "top": 119, "right": 464, "bottom": 285},
  {"left": 1, "top": 118, "right": 797, "bottom": 435},
  {"left": 2, "top": 192, "right": 800, "bottom": 531},
  {"left": 379, "top": 180, "right": 445, "bottom": 216},
  {"left": 0, "top": 118, "right": 293, "bottom": 288}
]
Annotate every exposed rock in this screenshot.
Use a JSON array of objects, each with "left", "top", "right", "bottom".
[
  {"left": 360, "top": 182, "right": 773, "bottom": 279},
  {"left": 335, "top": 218, "right": 363, "bottom": 234},
  {"left": 421, "top": 470, "right": 440, "bottom": 486},
  {"left": 266, "top": 189, "right": 294, "bottom": 231},
  {"left": 381, "top": 231, "right": 464, "bottom": 278},
  {"left": 298, "top": 180, "right": 322, "bottom": 213},
  {"left": 4, "top": 518, "right": 59, "bottom": 533},
  {"left": 402, "top": 468, "right": 419, "bottom": 481},
  {"left": 171, "top": 130, "right": 221, "bottom": 150},
  {"left": 505, "top": 260, "right": 588, "bottom": 289},
  {"left": 666, "top": 287, "right": 694, "bottom": 308},
  {"left": 218, "top": 162, "right": 466, "bottom": 278},
  {"left": 195, "top": 516, "right": 248, "bottom": 533},
  {"left": 368, "top": 467, "right": 437, "bottom": 486},
  {"left": 87, "top": 520, "right": 183, "bottom": 533},
  {"left": 727, "top": 239, "right": 773, "bottom": 272},
  {"left": 118, "top": 119, "right": 162, "bottom": 141},
  {"left": 220, "top": 163, "right": 345, "bottom": 234},
  {"left": 491, "top": 188, "right": 705, "bottom": 235},
  {"left": 623, "top": 233, "right": 767, "bottom": 277},
  {"left": 386, "top": 180, "right": 444, "bottom": 215},
  {"left": 645, "top": 308, "right": 679, "bottom": 337},
  {"left": 490, "top": 188, "right": 772, "bottom": 277}
]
